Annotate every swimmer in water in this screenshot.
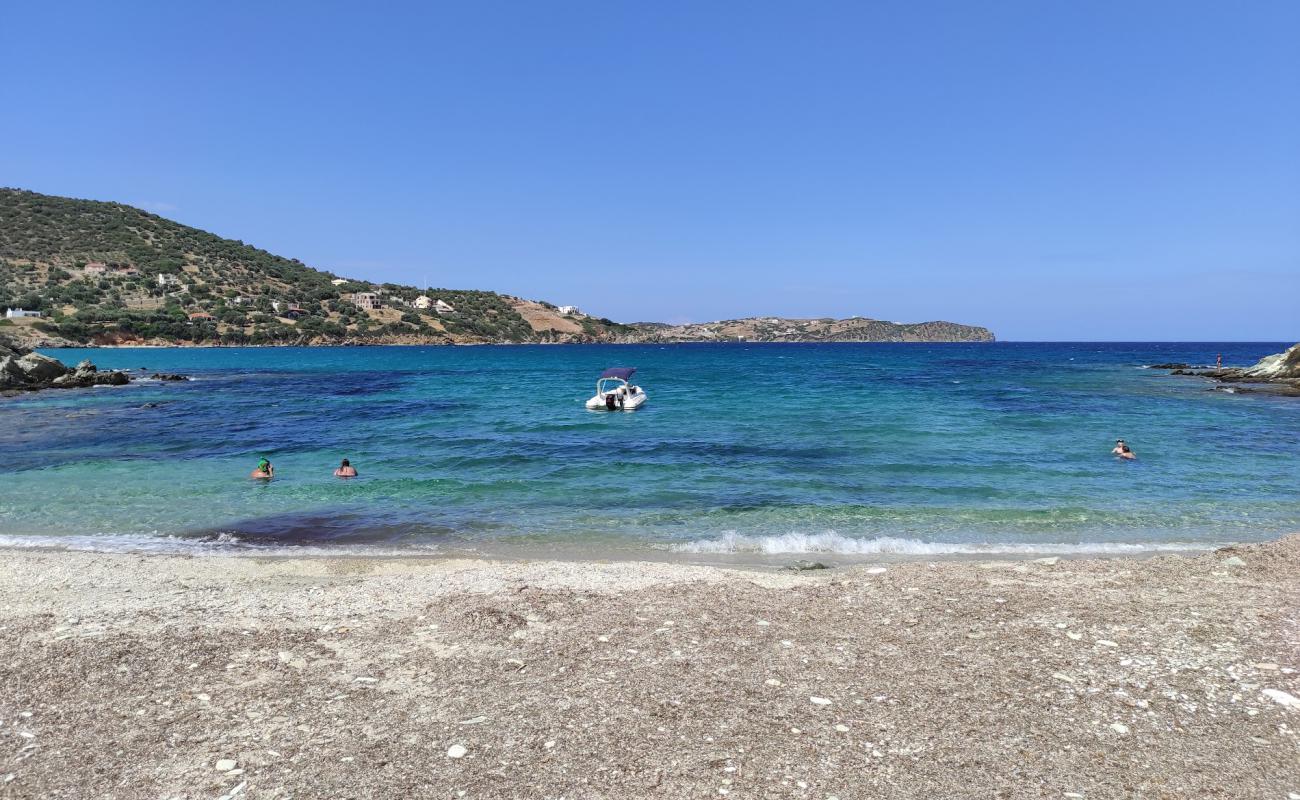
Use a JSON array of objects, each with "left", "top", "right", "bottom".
[
  {"left": 334, "top": 458, "right": 357, "bottom": 478},
  {"left": 1111, "top": 440, "right": 1136, "bottom": 460},
  {"left": 251, "top": 457, "right": 274, "bottom": 479}
]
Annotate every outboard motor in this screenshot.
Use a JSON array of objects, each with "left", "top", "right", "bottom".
[{"left": 605, "top": 393, "right": 617, "bottom": 411}]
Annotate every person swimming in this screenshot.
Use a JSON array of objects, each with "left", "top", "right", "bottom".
[
  {"left": 334, "top": 458, "right": 357, "bottom": 478},
  {"left": 251, "top": 457, "right": 274, "bottom": 479},
  {"left": 1111, "top": 440, "right": 1136, "bottom": 460}
]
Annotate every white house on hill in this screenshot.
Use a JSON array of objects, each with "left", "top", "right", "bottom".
[
  {"left": 434, "top": 299, "right": 455, "bottom": 314},
  {"left": 558, "top": 305, "right": 580, "bottom": 315},
  {"left": 5, "top": 308, "right": 43, "bottom": 319},
  {"left": 351, "top": 292, "right": 380, "bottom": 310}
]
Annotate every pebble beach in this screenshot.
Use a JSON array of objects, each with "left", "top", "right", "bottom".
[{"left": 2, "top": 537, "right": 1298, "bottom": 799}]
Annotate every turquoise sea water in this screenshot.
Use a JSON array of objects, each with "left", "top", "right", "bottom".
[{"left": 2, "top": 342, "right": 1298, "bottom": 559}]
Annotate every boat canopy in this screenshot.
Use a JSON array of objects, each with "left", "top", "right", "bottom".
[{"left": 599, "top": 367, "right": 636, "bottom": 381}]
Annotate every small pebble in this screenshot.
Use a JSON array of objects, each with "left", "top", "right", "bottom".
[
  {"left": 215, "top": 759, "right": 237, "bottom": 772},
  {"left": 446, "top": 744, "right": 468, "bottom": 759},
  {"left": 810, "top": 696, "right": 832, "bottom": 706}
]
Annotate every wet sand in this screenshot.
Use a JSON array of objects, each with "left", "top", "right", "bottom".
[{"left": 1, "top": 536, "right": 1298, "bottom": 799}]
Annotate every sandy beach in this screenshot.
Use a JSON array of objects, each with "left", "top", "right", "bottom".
[{"left": 1, "top": 538, "right": 1298, "bottom": 799}]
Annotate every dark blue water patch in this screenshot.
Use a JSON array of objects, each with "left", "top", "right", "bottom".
[{"left": 180, "top": 508, "right": 467, "bottom": 545}]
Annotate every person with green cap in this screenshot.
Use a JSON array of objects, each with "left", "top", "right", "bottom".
[{"left": 251, "top": 457, "right": 274, "bottom": 479}]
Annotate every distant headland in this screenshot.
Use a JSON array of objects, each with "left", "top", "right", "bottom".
[{"left": 0, "top": 188, "right": 994, "bottom": 348}]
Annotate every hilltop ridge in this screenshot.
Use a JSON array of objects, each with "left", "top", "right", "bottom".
[{"left": 0, "top": 189, "right": 993, "bottom": 347}]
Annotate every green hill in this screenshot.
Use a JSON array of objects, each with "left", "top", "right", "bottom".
[
  {"left": 0, "top": 188, "right": 994, "bottom": 347},
  {"left": 0, "top": 188, "right": 630, "bottom": 346}
]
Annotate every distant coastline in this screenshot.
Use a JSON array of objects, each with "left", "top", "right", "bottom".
[{"left": 1, "top": 189, "right": 994, "bottom": 349}]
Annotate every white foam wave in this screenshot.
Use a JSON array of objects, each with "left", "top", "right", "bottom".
[
  {"left": 669, "top": 531, "right": 1221, "bottom": 556},
  {"left": 0, "top": 533, "right": 439, "bottom": 558}
]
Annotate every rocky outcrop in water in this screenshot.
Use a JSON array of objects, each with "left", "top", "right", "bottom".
[
  {"left": 1161, "top": 343, "right": 1300, "bottom": 397},
  {"left": 0, "top": 337, "right": 132, "bottom": 392},
  {"left": 1237, "top": 342, "right": 1300, "bottom": 381}
]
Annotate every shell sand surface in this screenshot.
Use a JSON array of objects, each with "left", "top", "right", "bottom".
[{"left": 1, "top": 537, "right": 1298, "bottom": 798}]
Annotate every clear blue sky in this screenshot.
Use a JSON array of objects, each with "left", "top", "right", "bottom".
[{"left": 3, "top": 1, "right": 1297, "bottom": 340}]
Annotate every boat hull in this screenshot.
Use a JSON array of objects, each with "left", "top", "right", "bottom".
[{"left": 585, "top": 392, "right": 648, "bottom": 411}]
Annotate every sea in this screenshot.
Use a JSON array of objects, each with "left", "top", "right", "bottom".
[{"left": 2, "top": 342, "right": 1297, "bottom": 562}]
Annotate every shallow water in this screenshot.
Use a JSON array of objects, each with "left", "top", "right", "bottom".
[{"left": 2, "top": 342, "right": 1297, "bottom": 558}]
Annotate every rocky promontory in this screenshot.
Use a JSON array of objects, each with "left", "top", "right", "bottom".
[
  {"left": 0, "top": 336, "right": 132, "bottom": 392},
  {"left": 620, "top": 316, "right": 996, "bottom": 343},
  {"left": 1162, "top": 342, "right": 1300, "bottom": 396}
]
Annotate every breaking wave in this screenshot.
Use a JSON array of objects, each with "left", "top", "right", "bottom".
[
  {"left": 0, "top": 532, "right": 441, "bottom": 558},
  {"left": 668, "top": 531, "right": 1221, "bottom": 556}
]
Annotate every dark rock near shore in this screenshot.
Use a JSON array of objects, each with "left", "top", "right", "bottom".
[
  {"left": 149, "top": 373, "right": 190, "bottom": 382},
  {"left": 0, "top": 335, "right": 132, "bottom": 392},
  {"left": 1148, "top": 363, "right": 1191, "bottom": 370},
  {"left": 787, "top": 560, "right": 830, "bottom": 571}
]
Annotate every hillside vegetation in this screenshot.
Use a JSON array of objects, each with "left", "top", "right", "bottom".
[
  {"left": 0, "top": 189, "right": 629, "bottom": 346},
  {"left": 0, "top": 188, "right": 994, "bottom": 347}
]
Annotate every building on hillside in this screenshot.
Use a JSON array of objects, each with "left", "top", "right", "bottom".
[
  {"left": 231, "top": 296, "right": 250, "bottom": 306},
  {"left": 434, "top": 299, "right": 455, "bottom": 315},
  {"left": 330, "top": 278, "right": 349, "bottom": 286},
  {"left": 83, "top": 262, "right": 108, "bottom": 274},
  {"left": 157, "top": 274, "right": 180, "bottom": 288},
  {"left": 284, "top": 304, "right": 306, "bottom": 319},
  {"left": 558, "top": 305, "right": 581, "bottom": 315},
  {"left": 351, "top": 292, "right": 380, "bottom": 310},
  {"left": 187, "top": 312, "right": 215, "bottom": 322},
  {"left": 413, "top": 295, "right": 432, "bottom": 310},
  {"left": 5, "top": 308, "right": 43, "bottom": 319},
  {"left": 114, "top": 266, "right": 139, "bottom": 276}
]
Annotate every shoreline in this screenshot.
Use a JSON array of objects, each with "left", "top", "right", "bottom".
[
  {"left": 2, "top": 536, "right": 1297, "bottom": 797},
  {"left": 34, "top": 339, "right": 1005, "bottom": 350},
  {"left": 0, "top": 530, "right": 1245, "bottom": 566}
]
